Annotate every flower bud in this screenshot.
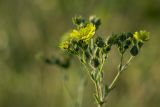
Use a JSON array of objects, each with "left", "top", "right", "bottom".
[
  {"left": 95, "top": 37, "right": 105, "bottom": 47},
  {"left": 138, "top": 42, "right": 143, "bottom": 48},
  {"left": 126, "top": 32, "right": 133, "bottom": 38},
  {"left": 103, "top": 45, "right": 111, "bottom": 53},
  {"left": 117, "top": 40, "right": 122, "bottom": 47},
  {"left": 130, "top": 45, "right": 139, "bottom": 56},
  {"left": 125, "top": 40, "right": 131, "bottom": 46},
  {"left": 72, "top": 16, "right": 85, "bottom": 26},
  {"left": 107, "top": 34, "right": 118, "bottom": 45},
  {"left": 89, "top": 16, "right": 101, "bottom": 30},
  {"left": 91, "top": 58, "right": 100, "bottom": 68},
  {"left": 124, "top": 45, "right": 129, "bottom": 50},
  {"left": 119, "top": 33, "right": 127, "bottom": 42},
  {"left": 124, "top": 40, "right": 131, "bottom": 50}
]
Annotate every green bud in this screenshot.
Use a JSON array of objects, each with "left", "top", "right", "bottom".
[
  {"left": 123, "top": 39, "right": 131, "bottom": 50},
  {"left": 138, "top": 42, "right": 143, "bottom": 48},
  {"left": 130, "top": 45, "right": 139, "bottom": 56},
  {"left": 117, "top": 40, "right": 122, "bottom": 47},
  {"left": 107, "top": 38, "right": 113, "bottom": 45},
  {"left": 125, "top": 40, "right": 131, "bottom": 46},
  {"left": 126, "top": 32, "right": 133, "bottom": 38},
  {"left": 89, "top": 16, "right": 101, "bottom": 30},
  {"left": 95, "top": 37, "right": 105, "bottom": 47},
  {"left": 91, "top": 58, "right": 100, "bottom": 68},
  {"left": 72, "top": 16, "right": 85, "bottom": 26},
  {"left": 103, "top": 45, "right": 111, "bottom": 53},
  {"left": 119, "top": 33, "right": 126, "bottom": 42},
  {"left": 124, "top": 45, "right": 129, "bottom": 50},
  {"left": 107, "top": 34, "right": 118, "bottom": 45}
]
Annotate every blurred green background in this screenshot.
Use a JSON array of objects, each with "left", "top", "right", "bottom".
[{"left": 0, "top": 0, "right": 160, "bottom": 107}]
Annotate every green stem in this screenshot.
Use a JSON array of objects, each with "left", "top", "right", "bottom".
[
  {"left": 119, "top": 53, "right": 124, "bottom": 70},
  {"left": 98, "top": 104, "right": 102, "bottom": 107},
  {"left": 108, "top": 71, "right": 120, "bottom": 91},
  {"left": 108, "top": 56, "right": 134, "bottom": 91},
  {"left": 122, "top": 56, "right": 134, "bottom": 71}
]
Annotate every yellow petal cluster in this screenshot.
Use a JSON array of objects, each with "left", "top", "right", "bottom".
[
  {"left": 70, "top": 23, "right": 96, "bottom": 42},
  {"left": 134, "top": 30, "right": 149, "bottom": 42},
  {"left": 59, "top": 23, "right": 96, "bottom": 49}
]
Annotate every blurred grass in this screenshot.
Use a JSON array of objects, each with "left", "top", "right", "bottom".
[{"left": 0, "top": 0, "right": 160, "bottom": 107}]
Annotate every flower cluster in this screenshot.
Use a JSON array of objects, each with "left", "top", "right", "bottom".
[
  {"left": 106, "top": 31, "right": 149, "bottom": 56},
  {"left": 59, "top": 15, "right": 150, "bottom": 107}
]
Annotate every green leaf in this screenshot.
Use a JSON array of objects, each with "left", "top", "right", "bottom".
[{"left": 105, "top": 84, "right": 109, "bottom": 97}]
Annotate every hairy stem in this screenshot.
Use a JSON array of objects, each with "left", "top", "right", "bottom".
[
  {"left": 109, "top": 71, "right": 120, "bottom": 91},
  {"left": 109, "top": 55, "right": 134, "bottom": 91}
]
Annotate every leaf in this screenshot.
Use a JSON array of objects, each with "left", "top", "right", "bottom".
[{"left": 105, "top": 84, "right": 109, "bottom": 97}]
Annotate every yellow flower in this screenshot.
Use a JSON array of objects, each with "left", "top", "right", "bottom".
[
  {"left": 59, "top": 41, "right": 70, "bottom": 49},
  {"left": 134, "top": 30, "right": 150, "bottom": 42},
  {"left": 70, "top": 23, "right": 96, "bottom": 42},
  {"left": 59, "top": 23, "right": 96, "bottom": 50}
]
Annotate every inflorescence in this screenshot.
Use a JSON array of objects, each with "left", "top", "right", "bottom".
[{"left": 59, "top": 15, "right": 150, "bottom": 107}]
